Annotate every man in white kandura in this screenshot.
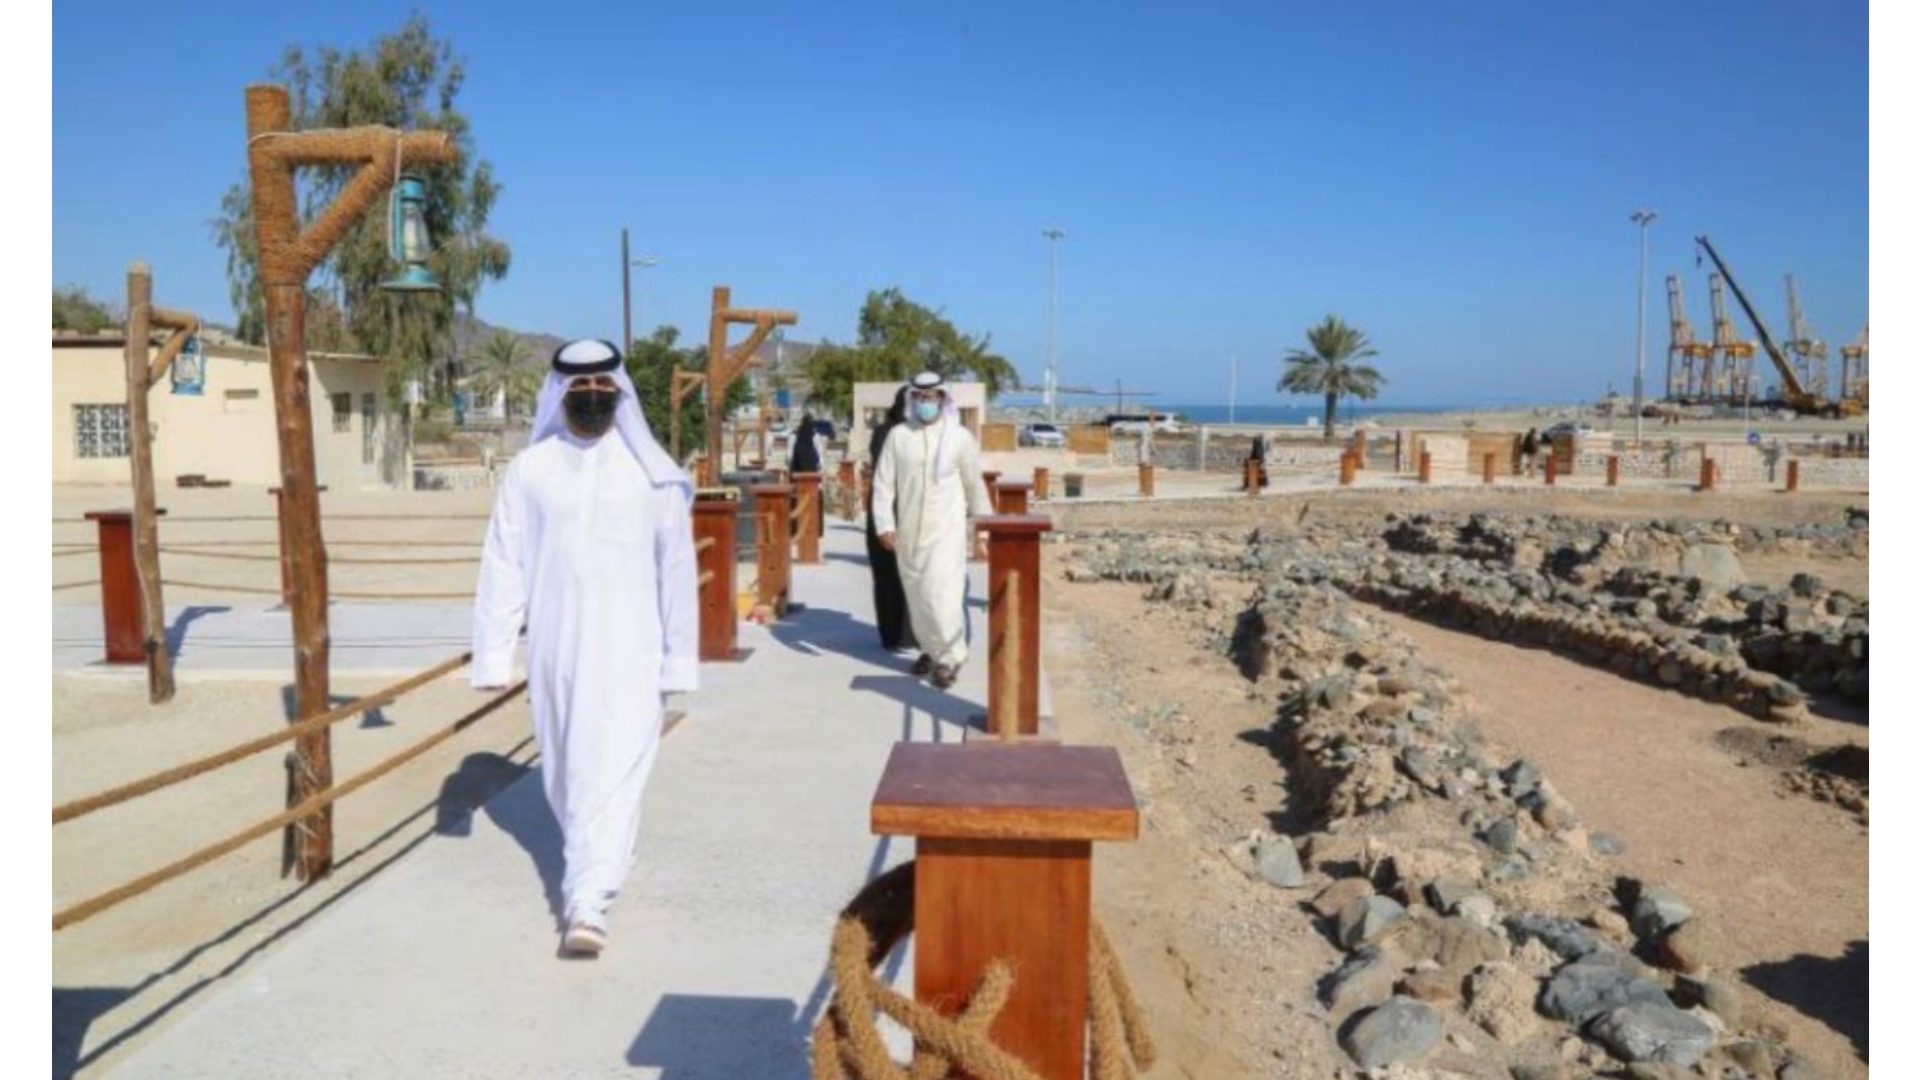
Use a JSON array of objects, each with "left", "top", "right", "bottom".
[
  {"left": 471, "top": 338, "right": 699, "bottom": 958},
  {"left": 871, "top": 371, "right": 994, "bottom": 689}
]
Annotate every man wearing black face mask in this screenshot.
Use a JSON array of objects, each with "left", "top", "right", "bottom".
[{"left": 472, "top": 339, "right": 699, "bottom": 958}]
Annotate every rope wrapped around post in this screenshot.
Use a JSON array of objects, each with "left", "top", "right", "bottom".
[{"left": 810, "top": 860, "right": 1157, "bottom": 1080}]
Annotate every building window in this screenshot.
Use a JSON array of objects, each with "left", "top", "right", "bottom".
[
  {"left": 74, "top": 404, "right": 130, "bottom": 459},
  {"left": 361, "top": 393, "right": 377, "bottom": 465},
  {"left": 332, "top": 392, "right": 353, "bottom": 433}
]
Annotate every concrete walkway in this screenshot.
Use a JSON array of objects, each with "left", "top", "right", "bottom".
[
  {"left": 54, "top": 603, "right": 477, "bottom": 677},
  {"left": 101, "top": 522, "right": 991, "bottom": 1078}
]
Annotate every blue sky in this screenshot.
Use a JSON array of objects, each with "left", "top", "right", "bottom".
[{"left": 53, "top": 1, "right": 1867, "bottom": 405}]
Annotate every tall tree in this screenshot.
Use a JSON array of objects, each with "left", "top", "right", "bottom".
[
  {"left": 1279, "top": 315, "right": 1385, "bottom": 438},
  {"left": 802, "top": 288, "right": 1018, "bottom": 420},
  {"left": 464, "top": 329, "right": 540, "bottom": 420},
  {"left": 625, "top": 326, "right": 752, "bottom": 464},
  {"left": 210, "top": 15, "right": 510, "bottom": 400},
  {"left": 52, "top": 285, "right": 115, "bottom": 333}
]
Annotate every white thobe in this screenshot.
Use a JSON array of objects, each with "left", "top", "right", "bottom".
[
  {"left": 870, "top": 417, "right": 992, "bottom": 668},
  {"left": 471, "top": 430, "right": 700, "bottom": 926}
]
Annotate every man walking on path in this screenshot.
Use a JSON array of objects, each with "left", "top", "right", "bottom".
[
  {"left": 871, "top": 371, "right": 993, "bottom": 689},
  {"left": 471, "top": 339, "right": 700, "bottom": 958}
]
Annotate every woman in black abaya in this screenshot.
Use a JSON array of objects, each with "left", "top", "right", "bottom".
[{"left": 864, "top": 387, "right": 915, "bottom": 652}]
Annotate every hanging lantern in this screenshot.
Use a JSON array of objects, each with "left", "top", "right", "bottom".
[
  {"left": 380, "top": 174, "right": 441, "bottom": 293},
  {"left": 171, "top": 334, "right": 206, "bottom": 395}
]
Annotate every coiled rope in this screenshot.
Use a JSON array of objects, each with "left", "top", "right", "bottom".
[{"left": 810, "top": 861, "right": 1156, "bottom": 1080}]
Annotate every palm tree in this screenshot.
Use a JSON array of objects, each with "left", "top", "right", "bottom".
[
  {"left": 1279, "top": 315, "right": 1385, "bottom": 439},
  {"left": 466, "top": 329, "right": 540, "bottom": 421}
]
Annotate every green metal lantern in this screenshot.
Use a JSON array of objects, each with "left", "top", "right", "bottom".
[
  {"left": 380, "top": 174, "right": 441, "bottom": 293},
  {"left": 171, "top": 334, "right": 205, "bottom": 395}
]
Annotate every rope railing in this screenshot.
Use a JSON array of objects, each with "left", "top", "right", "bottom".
[
  {"left": 159, "top": 579, "right": 475, "bottom": 601},
  {"left": 53, "top": 580, "right": 101, "bottom": 592},
  {"left": 159, "top": 547, "right": 480, "bottom": 566},
  {"left": 53, "top": 651, "right": 473, "bottom": 826},
  {"left": 694, "top": 537, "right": 716, "bottom": 554},
  {"left": 53, "top": 680, "right": 526, "bottom": 931}
]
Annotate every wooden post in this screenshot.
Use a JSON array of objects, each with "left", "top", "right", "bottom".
[
  {"left": 703, "top": 286, "right": 796, "bottom": 486},
  {"left": 997, "top": 481, "right": 1032, "bottom": 515},
  {"left": 1607, "top": 455, "right": 1621, "bottom": 487},
  {"left": 1033, "top": 466, "right": 1050, "bottom": 501},
  {"left": 1243, "top": 456, "right": 1259, "bottom": 494},
  {"left": 1544, "top": 453, "right": 1557, "bottom": 486},
  {"left": 245, "top": 84, "right": 456, "bottom": 881},
  {"left": 692, "top": 491, "right": 749, "bottom": 661},
  {"left": 1786, "top": 459, "right": 1800, "bottom": 493},
  {"left": 792, "top": 472, "right": 823, "bottom": 565},
  {"left": 983, "top": 470, "right": 1002, "bottom": 512},
  {"left": 978, "top": 515, "right": 1051, "bottom": 739},
  {"left": 1350, "top": 430, "right": 1367, "bottom": 470},
  {"left": 121, "top": 265, "right": 174, "bottom": 702},
  {"left": 1699, "top": 456, "right": 1717, "bottom": 492},
  {"left": 1138, "top": 463, "right": 1155, "bottom": 498},
  {"left": 85, "top": 511, "right": 146, "bottom": 664},
  {"left": 1339, "top": 452, "right": 1357, "bottom": 486},
  {"left": 752, "top": 484, "right": 793, "bottom": 617},
  {"left": 1483, "top": 452, "right": 1497, "bottom": 485},
  {"left": 859, "top": 462, "right": 872, "bottom": 515},
  {"left": 837, "top": 458, "right": 858, "bottom": 519},
  {"left": 871, "top": 743, "right": 1139, "bottom": 1080}
]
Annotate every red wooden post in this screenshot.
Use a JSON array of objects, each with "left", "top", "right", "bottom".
[
  {"left": 1607, "top": 455, "right": 1621, "bottom": 487},
  {"left": 1032, "top": 466, "right": 1051, "bottom": 501},
  {"left": 1785, "top": 459, "right": 1800, "bottom": 492},
  {"left": 859, "top": 462, "right": 872, "bottom": 515},
  {"left": 997, "top": 481, "right": 1032, "bottom": 515},
  {"left": 983, "top": 470, "right": 1002, "bottom": 512},
  {"left": 692, "top": 492, "right": 748, "bottom": 661},
  {"left": 1138, "top": 462, "right": 1155, "bottom": 497},
  {"left": 1418, "top": 450, "right": 1432, "bottom": 484},
  {"left": 836, "top": 458, "right": 857, "bottom": 519},
  {"left": 792, "top": 472, "right": 823, "bottom": 565},
  {"left": 1243, "top": 456, "right": 1259, "bottom": 494},
  {"left": 871, "top": 742, "right": 1139, "bottom": 1080},
  {"left": 1699, "top": 457, "right": 1717, "bottom": 491},
  {"left": 1339, "top": 452, "right": 1357, "bottom": 486},
  {"left": 1482, "top": 453, "right": 1497, "bottom": 485},
  {"left": 86, "top": 510, "right": 146, "bottom": 664},
  {"left": 752, "top": 484, "right": 794, "bottom": 617},
  {"left": 1544, "top": 453, "right": 1558, "bottom": 485},
  {"left": 979, "top": 515, "right": 1051, "bottom": 739}
]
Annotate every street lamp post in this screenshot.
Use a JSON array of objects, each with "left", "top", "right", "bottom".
[
  {"left": 620, "top": 226, "right": 659, "bottom": 353},
  {"left": 1042, "top": 226, "right": 1066, "bottom": 423},
  {"left": 1629, "top": 209, "right": 1657, "bottom": 442}
]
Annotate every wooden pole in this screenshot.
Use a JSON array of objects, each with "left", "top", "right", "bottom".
[
  {"left": 837, "top": 458, "right": 858, "bottom": 519},
  {"left": 792, "top": 472, "right": 823, "bottom": 565},
  {"left": 1138, "top": 462, "right": 1155, "bottom": 497},
  {"left": 1033, "top": 466, "right": 1050, "bottom": 501},
  {"left": 1786, "top": 459, "right": 1800, "bottom": 493},
  {"left": 122, "top": 264, "right": 174, "bottom": 702},
  {"left": 1482, "top": 452, "right": 1497, "bottom": 485},
  {"left": 706, "top": 286, "right": 730, "bottom": 486},
  {"left": 752, "top": 484, "right": 793, "bottom": 617},
  {"left": 1339, "top": 452, "right": 1357, "bottom": 486},
  {"left": 1607, "top": 454, "right": 1621, "bottom": 487},
  {"left": 245, "top": 83, "right": 455, "bottom": 881},
  {"left": 1544, "top": 453, "right": 1558, "bottom": 486},
  {"left": 980, "top": 515, "right": 1051, "bottom": 739},
  {"left": 1699, "top": 456, "right": 1717, "bottom": 492},
  {"left": 1350, "top": 430, "right": 1367, "bottom": 469},
  {"left": 692, "top": 492, "right": 749, "bottom": 661},
  {"left": 86, "top": 511, "right": 145, "bottom": 664},
  {"left": 1418, "top": 450, "right": 1432, "bottom": 484}
]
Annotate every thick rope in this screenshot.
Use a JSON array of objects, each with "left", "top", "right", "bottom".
[
  {"left": 159, "top": 579, "right": 475, "bottom": 601},
  {"left": 53, "top": 580, "right": 101, "bottom": 592},
  {"left": 53, "top": 681, "right": 526, "bottom": 932},
  {"left": 161, "top": 547, "right": 479, "bottom": 565},
  {"left": 53, "top": 652, "right": 472, "bottom": 825},
  {"left": 811, "top": 861, "right": 1156, "bottom": 1080}
]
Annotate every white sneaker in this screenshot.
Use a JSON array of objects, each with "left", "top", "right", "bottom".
[{"left": 562, "top": 920, "right": 607, "bottom": 957}]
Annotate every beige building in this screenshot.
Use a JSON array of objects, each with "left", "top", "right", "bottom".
[
  {"left": 847, "top": 379, "right": 986, "bottom": 457},
  {"left": 52, "top": 334, "right": 406, "bottom": 489}
]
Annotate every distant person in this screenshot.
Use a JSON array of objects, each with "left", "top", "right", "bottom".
[
  {"left": 865, "top": 387, "right": 916, "bottom": 654},
  {"left": 471, "top": 339, "right": 699, "bottom": 958},
  {"left": 1521, "top": 428, "right": 1540, "bottom": 476},
  {"left": 872, "top": 371, "right": 993, "bottom": 689},
  {"left": 788, "top": 413, "right": 825, "bottom": 537}
]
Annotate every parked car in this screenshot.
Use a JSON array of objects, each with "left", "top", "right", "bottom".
[
  {"left": 1022, "top": 422, "right": 1067, "bottom": 448},
  {"left": 1544, "top": 421, "right": 1594, "bottom": 439}
]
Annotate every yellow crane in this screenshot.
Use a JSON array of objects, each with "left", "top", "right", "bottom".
[
  {"left": 1666, "top": 274, "right": 1714, "bottom": 401},
  {"left": 1694, "top": 235, "right": 1861, "bottom": 417},
  {"left": 1707, "top": 273, "right": 1757, "bottom": 403},
  {"left": 1783, "top": 274, "right": 1829, "bottom": 400},
  {"left": 1839, "top": 324, "right": 1868, "bottom": 407}
]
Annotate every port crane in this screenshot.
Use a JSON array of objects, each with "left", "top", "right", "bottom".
[
  {"left": 1694, "top": 235, "right": 1862, "bottom": 416},
  {"left": 1707, "top": 273, "right": 1756, "bottom": 403},
  {"left": 1666, "top": 274, "right": 1714, "bottom": 401},
  {"left": 1839, "top": 325, "right": 1868, "bottom": 407},
  {"left": 1783, "top": 273, "right": 1829, "bottom": 400}
]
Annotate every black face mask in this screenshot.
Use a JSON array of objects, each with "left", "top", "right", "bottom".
[{"left": 564, "top": 389, "right": 619, "bottom": 437}]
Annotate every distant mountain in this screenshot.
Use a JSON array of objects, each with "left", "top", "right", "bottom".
[{"left": 453, "top": 312, "right": 568, "bottom": 367}]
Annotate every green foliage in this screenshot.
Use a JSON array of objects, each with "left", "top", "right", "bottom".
[
  {"left": 52, "top": 285, "right": 115, "bottom": 333},
  {"left": 210, "top": 14, "right": 510, "bottom": 402},
  {"left": 802, "top": 288, "right": 1017, "bottom": 420},
  {"left": 464, "top": 328, "right": 540, "bottom": 419},
  {"left": 1278, "top": 314, "right": 1385, "bottom": 437},
  {"left": 625, "top": 327, "right": 753, "bottom": 465}
]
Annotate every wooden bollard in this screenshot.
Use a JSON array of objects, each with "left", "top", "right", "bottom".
[
  {"left": 1138, "top": 462, "right": 1155, "bottom": 497},
  {"left": 1544, "top": 454, "right": 1557, "bottom": 486},
  {"left": 871, "top": 741, "right": 1139, "bottom": 1080},
  {"left": 85, "top": 510, "right": 146, "bottom": 664},
  {"left": 751, "top": 484, "right": 793, "bottom": 617},
  {"left": 836, "top": 459, "right": 857, "bottom": 519},
  {"left": 1033, "top": 466, "right": 1050, "bottom": 501},
  {"left": 692, "top": 491, "right": 749, "bottom": 662},
  {"left": 1350, "top": 431, "right": 1367, "bottom": 470},
  {"left": 983, "top": 470, "right": 1002, "bottom": 512},
  {"left": 1418, "top": 450, "right": 1432, "bottom": 484},
  {"left": 1786, "top": 459, "right": 1800, "bottom": 493},
  {"left": 859, "top": 462, "right": 872, "bottom": 514},
  {"left": 1607, "top": 455, "right": 1621, "bottom": 487},
  {"left": 1339, "top": 452, "right": 1357, "bottom": 487},
  {"left": 1482, "top": 453, "right": 1497, "bottom": 485},
  {"left": 1699, "top": 457, "right": 1717, "bottom": 492},
  {"left": 997, "top": 481, "right": 1032, "bottom": 515},
  {"left": 792, "top": 472, "right": 823, "bottom": 565},
  {"left": 978, "top": 515, "right": 1051, "bottom": 739},
  {"left": 1243, "top": 456, "right": 1260, "bottom": 494}
]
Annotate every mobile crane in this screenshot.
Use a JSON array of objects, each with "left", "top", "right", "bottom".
[{"left": 1693, "top": 235, "right": 1862, "bottom": 417}]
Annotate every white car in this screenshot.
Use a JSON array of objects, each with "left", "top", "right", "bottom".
[{"left": 1023, "top": 422, "right": 1066, "bottom": 448}]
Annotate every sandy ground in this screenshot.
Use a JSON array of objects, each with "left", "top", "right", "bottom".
[{"left": 52, "top": 667, "right": 539, "bottom": 1078}]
